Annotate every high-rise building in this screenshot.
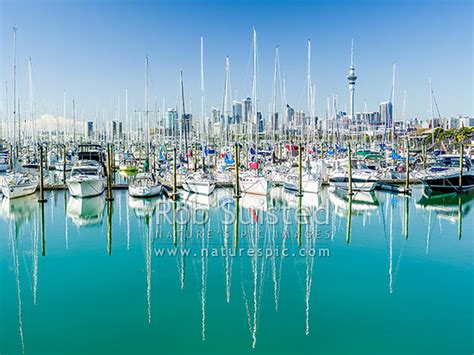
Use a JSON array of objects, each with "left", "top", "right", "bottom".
[
  {"left": 242, "top": 97, "right": 252, "bottom": 123},
  {"left": 84, "top": 121, "right": 94, "bottom": 139},
  {"left": 211, "top": 108, "right": 220, "bottom": 124},
  {"left": 354, "top": 112, "right": 381, "bottom": 126},
  {"left": 271, "top": 113, "right": 279, "bottom": 132},
  {"left": 166, "top": 108, "right": 178, "bottom": 136},
  {"left": 287, "top": 105, "right": 295, "bottom": 124},
  {"left": 232, "top": 101, "right": 242, "bottom": 124},
  {"left": 295, "top": 110, "right": 306, "bottom": 127},
  {"left": 109, "top": 120, "right": 122, "bottom": 141},
  {"left": 257, "top": 112, "right": 264, "bottom": 133},
  {"left": 379, "top": 101, "right": 393, "bottom": 128}
]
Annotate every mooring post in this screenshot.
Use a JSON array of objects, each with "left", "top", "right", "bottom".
[
  {"left": 459, "top": 143, "right": 464, "bottom": 192},
  {"left": 106, "top": 144, "right": 114, "bottom": 201},
  {"left": 422, "top": 143, "right": 427, "bottom": 170},
  {"left": 63, "top": 144, "right": 67, "bottom": 187},
  {"left": 234, "top": 142, "right": 241, "bottom": 199},
  {"left": 297, "top": 143, "right": 303, "bottom": 197},
  {"left": 171, "top": 146, "right": 178, "bottom": 201},
  {"left": 405, "top": 140, "right": 410, "bottom": 194},
  {"left": 38, "top": 144, "right": 47, "bottom": 203}
]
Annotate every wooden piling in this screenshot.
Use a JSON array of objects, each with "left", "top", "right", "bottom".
[
  {"left": 347, "top": 142, "right": 353, "bottom": 195},
  {"left": 38, "top": 145, "right": 47, "bottom": 203},
  {"left": 234, "top": 143, "right": 241, "bottom": 199},
  {"left": 63, "top": 145, "right": 67, "bottom": 186},
  {"left": 297, "top": 143, "right": 303, "bottom": 197},
  {"left": 170, "top": 146, "right": 178, "bottom": 201},
  {"left": 106, "top": 144, "right": 114, "bottom": 201},
  {"left": 405, "top": 140, "right": 410, "bottom": 194},
  {"left": 459, "top": 143, "right": 464, "bottom": 192}
]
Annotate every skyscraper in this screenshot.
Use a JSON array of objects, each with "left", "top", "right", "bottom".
[
  {"left": 379, "top": 101, "right": 393, "bottom": 128},
  {"left": 166, "top": 108, "right": 178, "bottom": 136},
  {"left": 232, "top": 101, "right": 242, "bottom": 124},
  {"left": 242, "top": 97, "right": 252, "bottom": 123},
  {"left": 211, "top": 108, "right": 220, "bottom": 124}
]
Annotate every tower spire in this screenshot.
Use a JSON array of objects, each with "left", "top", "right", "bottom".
[{"left": 347, "top": 38, "right": 357, "bottom": 122}]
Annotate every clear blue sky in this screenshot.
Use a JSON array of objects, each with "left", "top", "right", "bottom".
[{"left": 0, "top": 0, "right": 472, "bottom": 122}]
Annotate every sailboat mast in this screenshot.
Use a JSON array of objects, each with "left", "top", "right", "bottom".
[
  {"left": 12, "top": 27, "right": 17, "bottom": 157},
  {"left": 429, "top": 77, "right": 434, "bottom": 145},
  {"left": 252, "top": 27, "right": 258, "bottom": 151},
  {"left": 28, "top": 57, "right": 35, "bottom": 147},
  {"left": 307, "top": 39, "right": 311, "bottom": 142},
  {"left": 180, "top": 71, "right": 188, "bottom": 159},
  {"left": 72, "top": 99, "right": 76, "bottom": 144},
  {"left": 272, "top": 46, "right": 278, "bottom": 144},
  {"left": 145, "top": 56, "right": 150, "bottom": 156},
  {"left": 125, "top": 89, "right": 129, "bottom": 147},
  {"left": 200, "top": 36, "right": 205, "bottom": 142},
  {"left": 391, "top": 63, "right": 396, "bottom": 149}
]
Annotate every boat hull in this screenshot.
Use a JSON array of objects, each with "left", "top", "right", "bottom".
[
  {"left": 67, "top": 178, "right": 106, "bottom": 198},
  {"left": 1, "top": 183, "right": 37, "bottom": 199},
  {"left": 329, "top": 177, "right": 377, "bottom": 192},
  {"left": 128, "top": 185, "right": 163, "bottom": 198},
  {"left": 183, "top": 180, "right": 216, "bottom": 195},
  {"left": 240, "top": 176, "right": 271, "bottom": 196},
  {"left": 423, "top": 171, "right": 474, "bottom": 193}
]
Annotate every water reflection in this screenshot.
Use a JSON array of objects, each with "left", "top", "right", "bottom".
[
  {"left": 0, "top": 194, "right": 37, "bottom": 228},
  {"left": 67, "top": 196, "right": 106, "bottom": 227},
  {"left": 1, "top": 187, "right": 473, "bottom": 354}
]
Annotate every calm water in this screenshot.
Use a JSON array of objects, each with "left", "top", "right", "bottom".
[{"left": 0, "top": 187, "right": 472, "bottom": 354}]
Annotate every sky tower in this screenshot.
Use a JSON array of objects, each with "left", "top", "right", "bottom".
[{"left": 347, "top": 39, "right": 357, "bottom": 122}]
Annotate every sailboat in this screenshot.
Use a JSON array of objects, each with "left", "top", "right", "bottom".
[
  {"left": 239, "top": 28, "right": 271, "bottom": 196},
  {"left": 1, "top": 173, "right": 38, "bottom": 199},
  {"left": 1, "top": 30, "right": 39, "bottom": 199},
  {"left": 129, "top": 172, "right": 163, "bottom": 197},
  {"left": 329, "top": 159, "right": 379, "bottom": 192},
  {"left": 128, "top": 56, "right": 163, "bottom": 198}
]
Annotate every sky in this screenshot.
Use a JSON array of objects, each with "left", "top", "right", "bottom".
[{"left": 0, "top": 0, "right": 472, "bottom": 124}]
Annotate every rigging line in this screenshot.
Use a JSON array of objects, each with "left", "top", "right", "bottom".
[{"left": 148, "top": 62, "right": 158, "bottom": 99}]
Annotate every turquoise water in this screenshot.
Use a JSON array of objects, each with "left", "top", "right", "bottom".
[{"left": 0, "top": 187, "right": 472, "bottom": 354}]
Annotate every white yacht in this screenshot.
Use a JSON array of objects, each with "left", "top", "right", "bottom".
[
  {"left": 1, "top": 173, "right": 38, "bottom": 199},
  {"left": 128, "top": 172, "right": 163, "bottom": 198},
  {"left": 329, "top": 160, "right": 379, "bottom": 192},
  {"left": 183, "top": 171, "right": 216, "bottom": 195},
  {"left": 66, "top": 160, "right": 106, "bottom": 198}
]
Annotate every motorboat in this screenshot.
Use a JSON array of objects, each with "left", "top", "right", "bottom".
[
  {"left": 418, "top": 154, "right": 474, "bottom": 193},
  {"left": 66, "top": 160, "right": 106, "bottom": 198}
]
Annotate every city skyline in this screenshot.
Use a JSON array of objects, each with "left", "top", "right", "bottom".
[{"left": 0, "top": 0, "right": 472, "bottom": 124}]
